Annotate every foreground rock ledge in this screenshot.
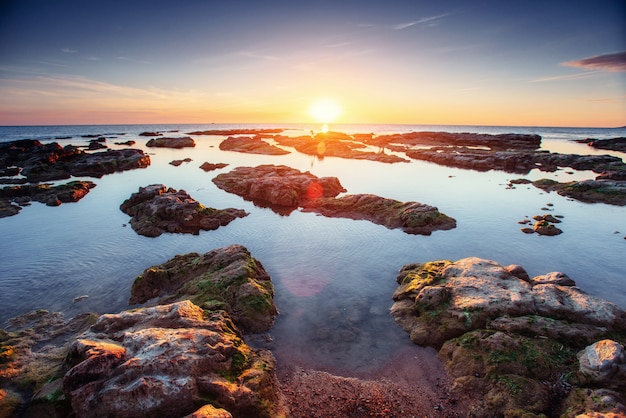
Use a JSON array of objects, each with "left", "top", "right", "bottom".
[
  {"left": 120, "top": 184, "right": 248, "bottom": 237},
  {"left": 62, "top": 301, "right": 282, "bottom": 418},
  {"left": 391, "top": 257, "right": 626, "bottom": 417},
  {"left": 129, "top": 244, "right": 277, "bottom": 333}
]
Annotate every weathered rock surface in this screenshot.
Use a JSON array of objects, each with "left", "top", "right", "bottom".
[
  {"left": 62, "top": 301, "right": 282, "bottom": 418},
  {"left": 301, "top": 193, "right": 456, "bottom": 235},
  {"left": 0, "top": 309, "right": 98, "bottom": 417},
  {"left": 0, "top": 139, "right": 150, "bottom": 182},
  {"left": 577, "top": 340, "right": 626, "bottom": 388},
  {"left": 120, "top": 184, "right": 247, "bottom": 237},
  {"left": 129, "top": 244, "right": 277, "bottom": 333},
  {"left": 274, "top": 132, "right": 409, "bottom": 163},
  {"left": 533, "top": 178, "right": 626, "bottom": 206},
  {"left": 200, "top": 162, "right": 228, "bottom": 172},
  {"left": 212, "top": 164, "right": 346, "bottom": 208},
  {"left": 391, "top": 257, "right": 626, "bottom": 417},
  {"left": 169, "top": 157, "right": 192, "bottom": 166},
  {"left": 577, "top": 137, "right": 626, "bottom": 152},
  {"left": 219, "top": 136, "right": 290, "bottom": 155},
  {"left": 146, "top": 136, "right": 196, "bottom": 148},
  {"left": 371, "top": 131, "right": 542, "bottom": 150}
]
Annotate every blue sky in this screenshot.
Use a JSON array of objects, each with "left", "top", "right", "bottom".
[{"left": 0, "top": 0, "right": 624, "bottom": 126}]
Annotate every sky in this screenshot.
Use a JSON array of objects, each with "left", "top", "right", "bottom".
[{"left": 0, "top": 0, "right": 624, "bottom": 127}]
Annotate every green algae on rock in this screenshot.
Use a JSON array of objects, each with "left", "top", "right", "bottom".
[
  {"left": 391, "top": 257, "right": 626, "bottom": 417},
  {"left": 129, "top": 244, "right": 277, "bottom": 333},
  {"left": 533, "top": 178, "right": 626, "bottom": 206}
]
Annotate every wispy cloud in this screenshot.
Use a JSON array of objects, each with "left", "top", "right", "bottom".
[
  {"left": 562, "top": 52, "right": 626, "bottom": 72},
  {"left": 392, "top": 13, "right": 449, "bottom": 30},
  {"left": 532, "top": 71, "right": 600, "bottom": 82},
  {"left": 61, "top": 48, "right": 76, "bottom": 53}
]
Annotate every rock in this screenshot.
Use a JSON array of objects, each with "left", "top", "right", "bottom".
[
  {"left": 577, "top": 340, "right": 626, "bottom": 388},
  {"left": 200, "top": 162, "right": 228, "bottom": 172},
  {"left": 530, "top": 271, "right": 575, "bottom": 286},
  {"left": 533, "top": 178, "right": 626, "bottom": 206},
  {"left": 87, "top": 139, "right": 107, "bottom": 150},
  {"left": 170, "top": 157, "right": 192, "bottom": 166},
  {"left": 114, "top": 140, "right": 136, "bottom": 146},
  {"left": 219, "top": 136, "right": 290, "bottom": 155},
  {"left": 533, "top": 220, "right": 563, "bottom": 235},
  {"left": 562, "top": 388, "right": 626, "bottom": 417},
  {"left": 139, "top": 131, "right": 162, "bottom": 136},
  {"left": 187, "top": 129, "right": 284, "bottom": 136},
  {"left": 212, "top": 164, "right": 346, "bottom": 208},
  {"left": 62, "top": 301, "right": 281, "bottom": 418},
  {"left": 0, "top": 199, "right": 21, "bottom": 217},
  {"left": 373, "top": 131, "right": 542, "bottom": 150},
  {"left": 533, "top": 214, "right": 562, "bottom": 223},
  {"left": 129, "top": 244, "right": 277, "bottom": 333},
  {"left": 146, "top": 136, "right": 196, "bottom": 148},
  {"left": 578, "top": 137, "right": 626, "bottom": 152},
  {"left": 183, "top": 404, "right": 233, "bottom": 418},
  {"left": 120, "top": 184, "right": 247, "bottom": 237},
  {"left": 0, "top": 180, "right": 96, "bottom": 216},
  {"left": 274, "top": 132, "right": 410, "bottom": 163},
  {"left": 301, "top": 193, "right": 456, "bottom": 235},
  {"left": 391, "top": 257, "right": 626, "bottom": 417}
]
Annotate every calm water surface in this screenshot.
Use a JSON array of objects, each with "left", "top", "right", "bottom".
[{"left": 1, "top": 123, "right": 625, "bottom": 373}]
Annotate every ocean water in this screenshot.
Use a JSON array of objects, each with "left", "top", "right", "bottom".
[{"left": 1, "top": 123, "right": 625, "bottom": 373}]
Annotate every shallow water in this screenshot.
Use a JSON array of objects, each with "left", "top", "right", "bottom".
[{"left": 1, "top": 123, "right": 625, "bottom": 373}]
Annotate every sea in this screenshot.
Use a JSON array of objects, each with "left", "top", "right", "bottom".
[{"left": 1, "top": 123, "right": 625, "bottom": 374}]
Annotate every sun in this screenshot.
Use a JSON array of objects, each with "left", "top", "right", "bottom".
[{"left": 308, "top": 98, "right": 343, "bottom": 124}]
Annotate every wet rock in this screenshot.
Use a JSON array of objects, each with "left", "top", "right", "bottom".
[
  {"left": 301, "top": 193, "right": 456, "bottom": 235},
  {"left": 577, "top": 137, "right": 626, "bottom": 152},
  {"left": 219, "top": 136, "right": 290, "bottom": 155},
  {"left": 274, "top": 133, "right": 410, "bottom": 163},
  {"left": 212, "top": 164, "right": 346, "bottom": 208},
  {"left": 372, "top": 131, "right": 542, "bottom": 150},
  {"left": 200, "top": 162, "right": 228, "bottom": 172},
  {"left": 169, "top": 157, "right": 192, "bottom": 166},
  {"left": 533, "top": 219, "right": 563, "bottom": 235},
  {"left": 533, "top": 178, "right": 626, "bottom": 206},
  {"left": 129, "top": 244, "right": 276, "bottom": 333},
  {"left": 114, "top": 140, "right": 136, "bottom": 146},
  {"left": 62, "top": 301, "right": 281, "bottom": 418},
  {"left": 139, "top": 131, "right": 162, "bottom": 136},
  {"left": 146, "top": 136, "right": 195, "bottom": 148},
  {"left": 391, "top": 257, "right": 626, "bottom": 417},
  {"left": 120, "top": 184, "right": 247, "bottom": 237},
  {"left": 0, "top": 180, "right": 96, "bottom": 217},
  {"left": 0, "top": 199, "right": 21, "bottom": 217}
]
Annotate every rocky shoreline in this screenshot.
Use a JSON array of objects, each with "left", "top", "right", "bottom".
[{"left": 1, "top": 131, "right": 625, "bottom": 416}]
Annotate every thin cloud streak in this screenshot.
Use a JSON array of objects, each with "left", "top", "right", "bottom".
[
  {"left": 392, "top": 13, "right": 449, "bottom": 30},
  {"left": 562, "top": 52, "right": 626, "bottom": 72},
  {"left": 532, "top": 71, "right": 600, "bottom": 82}
]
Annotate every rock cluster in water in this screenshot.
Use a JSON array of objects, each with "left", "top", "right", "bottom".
[
  {"left": 146, "top": 136, "right": 196, "bottom": 148},
  {"left": 0, "top": 180, "right": 96, "bottom": 217},
  {"left": 120, "top": 184, "right": 248, "bottom": 237},
  {"left": 0, "top": 245, "right": 283, "bottom": 418},
  {"left": 391, "top": 257, "right": 626, "bottom": 417},
  {"left": 219, "top": 136, "right": 290, "bottom": 155}
]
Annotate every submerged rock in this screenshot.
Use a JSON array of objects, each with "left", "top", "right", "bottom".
[
  {"left": 577, "top": 137, "right": 626, "bottom": 152},
  {"left": 219, "top": 136, "right": 290, "bottom": 155},
  {"left": 200, "top": 162, "right": 228, "bottom": 172},
  {"left": 391, "top": 257, "right": 626, "bottom": 417},
  {"left": 212, "top": 164, "right": 346, "bottom": 208},
  {"left": 120, "top": 184, "right": 247, "bottom": 237},
  {"left": 62, "top": 301, "right": 282, "bottom": 418},
  {"left": 301, "top": 193, "right": 456, "bottom": 235},
  {"left": 146, "top": 136, "right": 195, "bottom": 148},
  {"left": 129, "top": 244, "right": 277, "bottom": 333}
]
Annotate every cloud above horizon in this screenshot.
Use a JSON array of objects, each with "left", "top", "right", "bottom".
[{"left": 562, "top": 52, "right": 626, "bottom": 72}]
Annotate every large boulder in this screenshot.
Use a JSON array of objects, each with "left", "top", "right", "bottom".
[
  {"left": 301, "top": 193, "right": 456, "bottom": 235},
  {"left": 120, "top": 184, "right": 248, "bottom": 237},
  {"left": 391, "top": 257, "right": 626, "bottom": 417},
  {"left": 129, "top": 244, "right": 277, "bottom": 333},
  {"left": 62, "top": 301, "right": 282, "bottom": 418},
  {"left": 212, "top": 164, "right": 346, "bottom": 208}
]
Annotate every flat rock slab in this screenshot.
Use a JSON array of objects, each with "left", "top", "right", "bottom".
[
  {"left": 146, "top": 136, "right": 196, "bottom": 148},
  {"left": 219, "top": 136, "right": 290, "bottom": 155},
  {"left": 129, "top": 244, "right": 277, "bottom": 333},
  {"left": 212, "top": 164, "right": 346, "bottom": 208},
  {"left": 372, "top": 131, "right": 542, "bottom": 150},
  {"left": 302, "top": 193, "right": 456, "bottom": 235},
  {"left": 576, "top": 137, "right": 626, "bottom": 152},
  {"left": 391, "top": 257, "right": 626, "bottom": 417},
  {"left": 62, "top": 301, "right": 281, "bottom": 418},
  {"left": 532, "top": 178, "right": 626, "bottom": 206},
  {"left": 120, "top": 184, "right": 247, "bottom": 237}
]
